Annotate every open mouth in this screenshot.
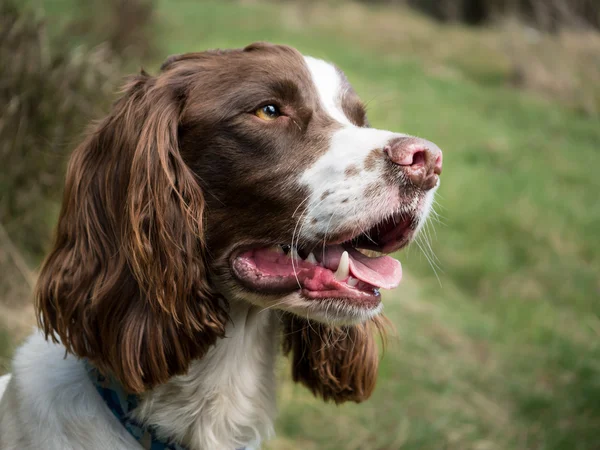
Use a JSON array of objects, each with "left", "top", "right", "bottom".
[{"left": 231, "top": 212, "right": 417, "bottom": 306}]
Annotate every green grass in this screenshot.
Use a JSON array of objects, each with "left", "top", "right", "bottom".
[{"left": 7, "top": 1, "right": 600, "bottom": 449}]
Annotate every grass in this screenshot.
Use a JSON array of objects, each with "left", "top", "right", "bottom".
[{"left": 3, "top": 1, "right": 600, "bottom": 449}]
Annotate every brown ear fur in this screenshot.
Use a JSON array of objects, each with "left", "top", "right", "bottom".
[
  {"left": 282, "top": 314, "right": 389, "bottom": 404},
  {"left": 35, "top": 72, "right": 228, "bottom": 393}
]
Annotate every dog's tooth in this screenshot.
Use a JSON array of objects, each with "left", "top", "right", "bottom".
[
  {"left": 334, "top": 251, "right": 350, "bottom": 281},
  {"left": 290, "top": 246, "right": 300, "bottom": 260},
  {"left": 347, "top": 276, "right": 359, "bottom": 287},
  {"left": 305, "top": 252, "right": 318, "bottom": 265},
  {"left": 272, "top": 245, "right": 285, "bottom": 255}
]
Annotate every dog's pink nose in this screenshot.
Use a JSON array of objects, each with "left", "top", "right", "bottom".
[{"left": 384, "top": 137, "right": 442, "bottom": 190}]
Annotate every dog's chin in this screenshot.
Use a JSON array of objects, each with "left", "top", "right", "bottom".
[
  {"left": 225, "top": 286, "right": 383, "bottom": 326},
  {"left": 281, "top": 291, "right": 384, "bottom": 325}
]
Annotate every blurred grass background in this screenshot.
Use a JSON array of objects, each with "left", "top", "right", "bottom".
[{"left": 1, "top": 0, "right": 599, "bottom": 449}]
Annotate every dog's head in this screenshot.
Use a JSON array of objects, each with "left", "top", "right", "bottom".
[{"left": 36, "top": 43, "right": 442, "bottom": 401}]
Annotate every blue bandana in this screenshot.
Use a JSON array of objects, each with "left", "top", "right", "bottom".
[{"left": 84, "top": 360, "right": 187, "bottom": 450}]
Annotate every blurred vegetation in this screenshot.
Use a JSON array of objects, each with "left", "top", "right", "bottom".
[
  {"left": 1, "top": 0, "right": 600, "bottom": 449},
  {"left": 0, "top": 0, "right": 155, "bottom": 370},
  {"left": 65, "top": 0, "right": 156, "bottom": 59},
  {"left": 361, "top": 0, "right": 600, "bottom": 31},
  {"left": 1, "top": 1, "right": 117, "bottom": 259}
]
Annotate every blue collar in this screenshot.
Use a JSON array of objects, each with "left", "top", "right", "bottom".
[{"left": 84, "top": 360, "right": 187, "bottom": 450}]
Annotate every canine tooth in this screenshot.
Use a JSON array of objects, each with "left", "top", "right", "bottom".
[
  {"left": 347, "top": 276, "right": 359, "bottom": 287},
  {"left": 290, "top": 247, "right": 300, "bottom": 260},
  {"left": 272, "top": 245, "right": 285, "bottom": 255},
  {"left": 305, "top": 252, "right": 317, "bottom": 265},
  {"left": 334, "top": 251, "right": 350, "bottom": 281}
]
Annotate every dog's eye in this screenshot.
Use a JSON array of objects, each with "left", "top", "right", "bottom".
[{"left": 255, "top": 104, "right": 281, "bottom": 121}]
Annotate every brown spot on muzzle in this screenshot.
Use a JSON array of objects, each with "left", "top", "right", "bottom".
[
  {"left": 364, "top": 148, "right": 382, "bottom": 172},
  {"left": 364, "top": 182, "right": 382, "bottom": 200},
  {"left": 344, "top": 164, "right": 360, "bottom": 178}
]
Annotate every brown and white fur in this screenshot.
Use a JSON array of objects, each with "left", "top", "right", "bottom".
[{"left": 0, "top": 42, "right": 442, "bottom": 450}]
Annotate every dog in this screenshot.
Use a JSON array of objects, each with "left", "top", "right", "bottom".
[{"left": 0, "top": 42, "right": 442, "bottom": 450}]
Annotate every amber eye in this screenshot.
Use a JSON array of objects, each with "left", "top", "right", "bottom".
[{"left": 255, "top": 104, "right": 281, "bottom": 120}]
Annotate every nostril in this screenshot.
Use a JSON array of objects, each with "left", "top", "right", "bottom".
[
  {"left": 434, "top": 153, "right": 443, "bottom": 175},
  {"left": 411, "top": 149, "right": 426, "bottom": 168},
  {"left": 384, "top": 136, "right": 442, "bottom": 190}
]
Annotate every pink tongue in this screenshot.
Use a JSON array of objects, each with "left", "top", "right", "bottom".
[
  {"left": 348, "top": 248, "right": 402, "bottom": 289},
  {"left": 321, "top": 245, "right": 402, "bottom": 289}
]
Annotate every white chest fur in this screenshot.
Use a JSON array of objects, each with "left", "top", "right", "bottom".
[{"left": 133, "top": 305, "right": 279, "bottom": 450}]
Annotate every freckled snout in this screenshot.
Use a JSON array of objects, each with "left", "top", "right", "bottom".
[{"left": 384, "top": 137, "right": 443, "bottom": 190}]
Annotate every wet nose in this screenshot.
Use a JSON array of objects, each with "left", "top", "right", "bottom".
[{"left": 383, "top": 137, "right": 443, "bottom": 190}]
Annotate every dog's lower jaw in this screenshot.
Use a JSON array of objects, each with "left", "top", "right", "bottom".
[{"left": 132, "top": 302, "right": 279, "bottom": 450}]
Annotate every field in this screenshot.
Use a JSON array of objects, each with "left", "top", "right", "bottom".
[{"left": 2, "top": 1, "right": 600, "bottom": 449}]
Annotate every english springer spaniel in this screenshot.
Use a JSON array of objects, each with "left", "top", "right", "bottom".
[{"left": 0, "top": 42, "right": 442, "bottom": 450}]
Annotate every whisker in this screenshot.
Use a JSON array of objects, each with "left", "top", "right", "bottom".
[
  {"left": 414, "top": 236, "right": 442, "bottom": 287},
  {"left": 421, "top": 219, "right": 442, "bottom": 266},
  {"left": 290, "top": 194, "right": 327, "bottom": 288},
  {"left": 290, "top": 209, "right": 307, "bottom": 289},
  {"left": 321, "top": 209, "right": 338, "bottom": 262},
  {"left": 296, "top": 195, "right": 329, "bottom": 252},
  {"left": 292, "top": 195, "right": 312, "bottom": 219},
  {"left": 425, "top": 213, "right": 438, "bottom": 240}
]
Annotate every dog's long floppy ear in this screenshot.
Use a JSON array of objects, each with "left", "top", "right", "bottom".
[
  {"left": 282, "top": 314, "right": 389, "bottom": 404},
  {"left": 35, "top": 70, "right": 228, "bottom": 393}
]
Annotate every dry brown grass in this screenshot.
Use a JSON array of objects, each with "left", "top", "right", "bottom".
[{"left": 503, "top": 20, "right": 600, "bottom": 115}]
